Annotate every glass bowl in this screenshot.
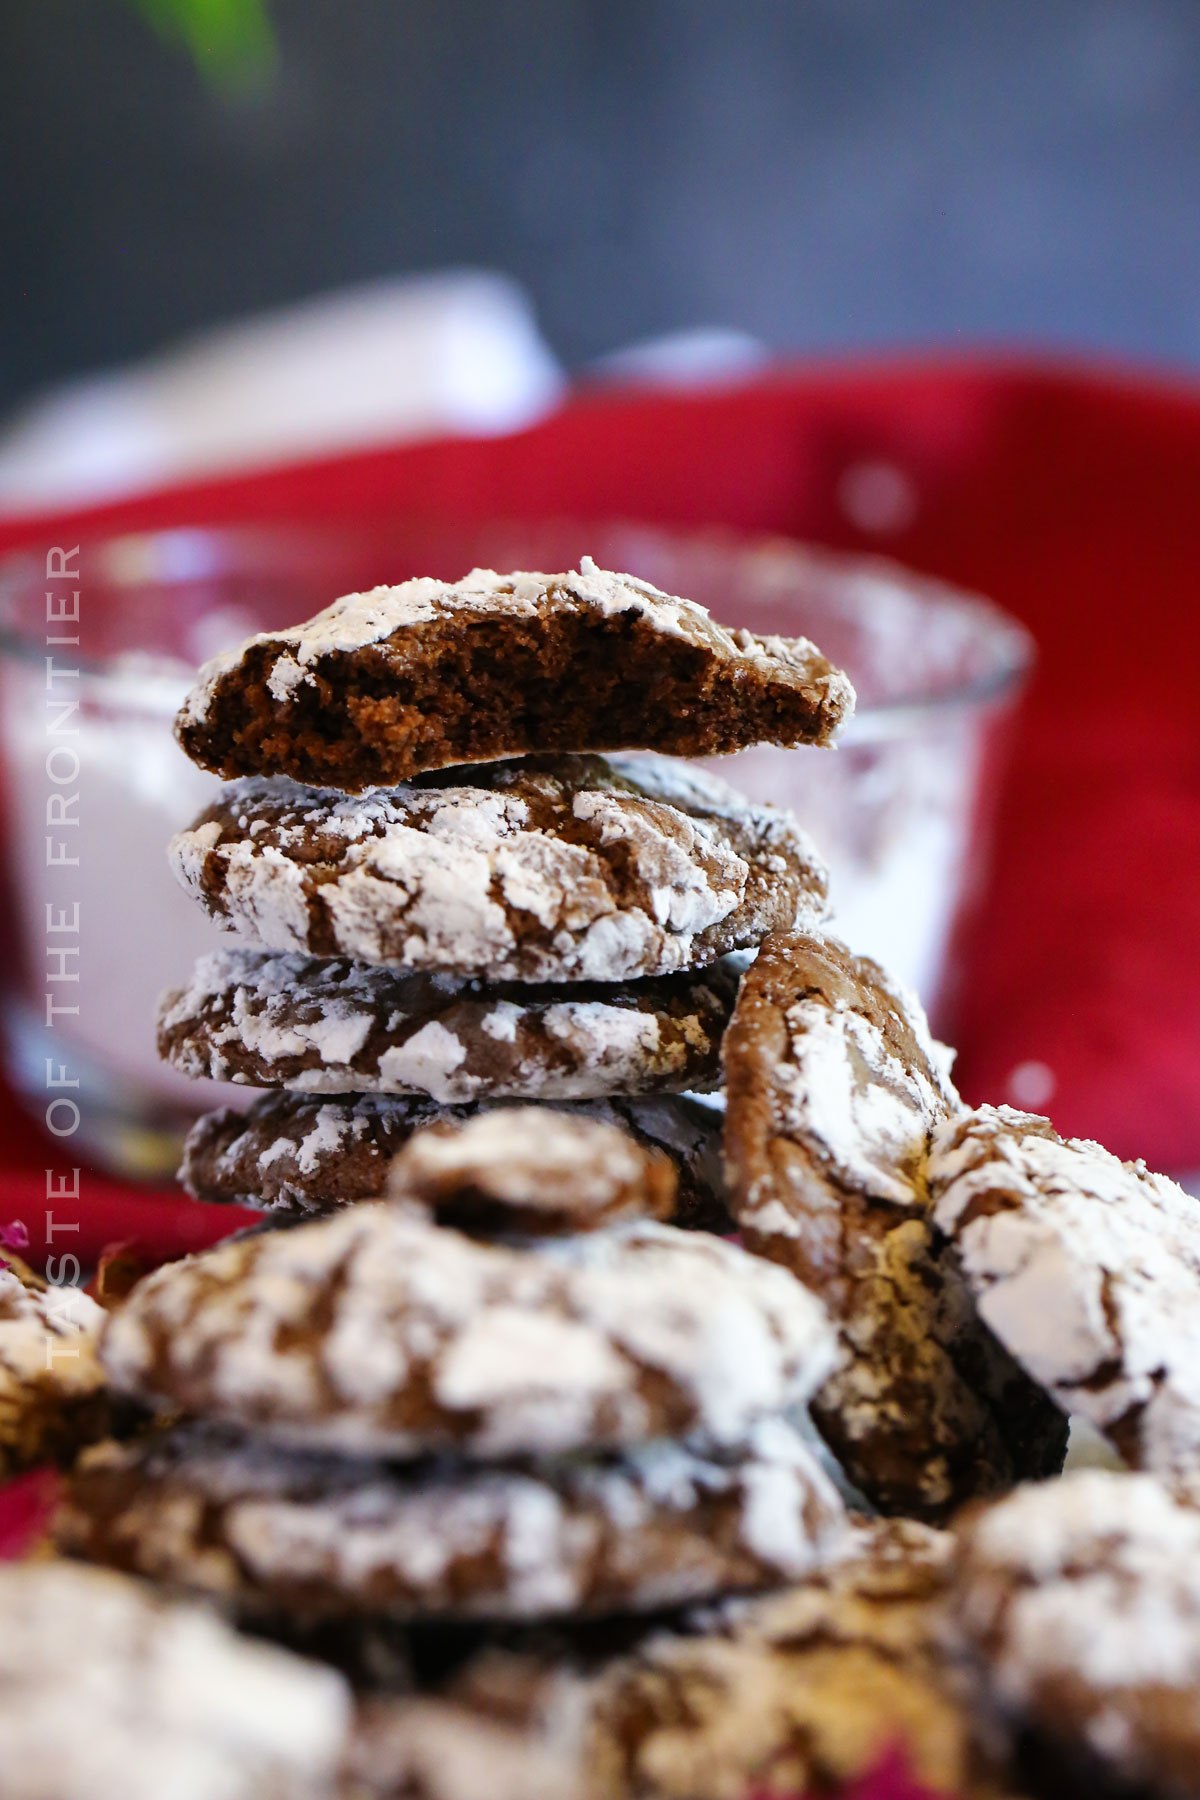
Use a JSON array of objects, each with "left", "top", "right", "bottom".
[{"left": 0, "top": 520, "right": 1031, "bottom": 1178}]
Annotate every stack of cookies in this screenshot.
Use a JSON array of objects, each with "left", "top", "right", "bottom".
[
  {"left": 155, "top": 558, "right": 850, "bottom": 1229},
  {"left": 56, "top": 562, "right": 863, "bottom": 1669}
]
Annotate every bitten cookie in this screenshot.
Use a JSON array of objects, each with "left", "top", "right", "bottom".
[
  {"left": 169, "top": 757, "right": 828, "bottom": 982},
  {"left": 0, "top": 1560, "right": 351, "bottom": 1800},
  {"left": 157, "top": 948, "right": 737, "bottom": 1102},
  {"left": 930, "top": 1104, "right": 1200, "bottom": 1481},
  {"left": 175, "top": 559, "right": 855, "bottom": 790},
  {"left": 1, "top": 1263, "right": 110, "bottom": 1477},
  {"left": 100, "top": 1209, "right": 836, "bottom": 1458},
  {"left": 386, "top": 1107, "right": 676, "bottom": 1236},
  {"left": 180, "top": 1092, "right": 729, "bottom": 1229},
  {"left": 588, "top": 1517, "right": 1010, "bottom": 1800},
  {"left": 58, "top": 1415, "right": 847, "bottom": 1623},
  {"left": 723, "top": 931, "right": 1067, "bottom": 1519},
  {"left": 950, "top": 1470, "right": 1200, "bottom": 1798}
]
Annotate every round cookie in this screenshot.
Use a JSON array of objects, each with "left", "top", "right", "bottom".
[
  {"left": 722, "top": 930, "right": 1068, "bottom": 1520},
  {"left": 386, "top": 1107, "right": 677, "bottom": 1236},
  {"left": 587, "top": 1517, "right": 1011, "bottom": 1800},
  {"left": 175, "top": 558, "right": 855, "bottom": 791},
  {"left": 949, "top": 1469, "right": 1200, "bottom": 1797},
  {"left": 180, "top": 1092, "right": 729, "bottom": 1230},
  {"left": 100, "top": 1208, "right": 836, "bottom": 1459},
  {"left": 157, "top": 948, "right": 736, "bottom": 1102},
  {"left": 58, "top": 1415, "right": 847, "bottom": 1623},
  {"left": 169, "top": 756, "right": 828, "bottom": 983},
  {"left": 930, "top": 1105, "right": 1200, "bottom": 1482},
  {"left": 0, "top": 1560, "right": 351, "bottom": 1800},
  {"left": 1, "top": 1262, "right": 110, "bottom": 1477}
]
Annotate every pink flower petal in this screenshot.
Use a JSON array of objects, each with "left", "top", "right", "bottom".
[
  {"left": 0, "top": 1466, "right": 61, "bottom": 1561},
  {"left": 747, "top": 1748, "right": 961, "bottom": 1800}
]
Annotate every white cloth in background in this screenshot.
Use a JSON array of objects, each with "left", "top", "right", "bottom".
[{"left": 0, "top": 270, "right": 564, "bottom": 514}]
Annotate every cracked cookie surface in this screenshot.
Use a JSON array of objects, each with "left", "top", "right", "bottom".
[
  {"left": 58, "top": 1414, "right": 846, "bottom": 1624},
  {"left": 100, "top": 1209, "right": 836, "bottom": 1459},
  {"left": 169, "top": 756, "right": 827, "bottom": 983},
  {"left": 930, "top": 1103, "right": 1200, "bottom": 1480},
  {"left": 950, "top": 1469, "right": 1200, "bottom": 1798},
  {"left": 587, "top": 1517, "right": 1010, "bottom": 1799},
  {"left": 175, "top": 559, "right": 854, "bottom": 790},
  {"left": 723, "top": 930, "right": 1067, "bottom": 1519},
  {"left": 1, "top": 1263, "right": 110, "bottom": 1477},
  {"left": 158, "top": 948, "right": 737, "bottom": 1103},
  {"left": 181, "top": 1091, "right": 728, "bottom": 1229},
  {"left": 385, "top": 1106, "right": 677, "bottom": 1237}
]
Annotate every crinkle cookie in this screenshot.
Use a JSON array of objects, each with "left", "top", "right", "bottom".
[
  {"left": 387, "top": 1107, "right": 676, "bottom": 1237},
  {"left": 100, "top": 1209, "right": 836, "bottom": 1458},
  {"left": 587, "top": 1517, "right": 1010, "bottom": 1800},
  {"left": 169, "top": 757, "right": 827, "bottom": 982},
  {"left": 0, "top": 1560, "right": 351, "bottom": 1800},
  {"left": 1, "top": 1263, "right": 110, "bottom": 1476},
  {"left": 950, "top": 1469, "right": 1200, "bottom": 1798},
  {"left": 58, "top": 1415, "right": 846, "bottom": 1623},
  {"left": 157, "top": 948, "right": 736, "bottom": 1103},
  {"left": 722, "top": 931, "right": 1067, "bottom": 1520},
  {"left": 175, "top": 558, "right": 855, "bottom": 791},
  {"left": 930, "top": 1104, "right": 1200, "bottom": 1481},
  {"left": 180, "top": 1092, "right": 729, "bottom": 1230}
]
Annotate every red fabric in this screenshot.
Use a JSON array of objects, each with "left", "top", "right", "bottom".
[
  {"left": 0, "top": 1466, "right": 60, "bottom": 1560},
  {"left": 749, "top": 1748, "right": 959, "bottom": 1800},
  {"left": 2, "top": 353, "right": 1199, "bottom": 1258}
]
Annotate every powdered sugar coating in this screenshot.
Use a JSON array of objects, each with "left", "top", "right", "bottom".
[
  {"left": 168, "top": 757, "right": 826, "bottom": 983},
  {"left": 0, "top": 1560, "right": 351, "bottom": 1800},
  {"left": 100, "top": 1210, "right": 836, "bottom": 1458},
  {"left": 347, "top": 1692, "right": 581, "bottom": 1800},
  {"left": 723, "top": 931, "right": 1065, "bottom": 1520},
  {"left": 1, "top": 1266, "right": 109, "bottom": 1474},
  {"left": 158, "top": 948, "right": 735, "bottom": 1101},
  {"left": 930, "top": 1104, "right": 1200, "bottom": 1479},
  {"left": 586, "top": 1516, "right": 1002, "bottom": 1800},
  {"left": 387, "top": 1106, "right": 676, "bottom": 1235},
  {"left": 951, "top": 1470, "right": 1200, "bottom": 1790},
  {"left": 59, "top": 1414, "right": 847, "bottom": 1622}
]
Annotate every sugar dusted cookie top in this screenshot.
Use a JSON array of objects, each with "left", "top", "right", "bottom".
[
  {"left": 722, "top": 930, "right": 1067, "bottom": 1519},
  {"left": 587, "top": 1516, "right": 1003, "bottom": 1800},
  {"left": 169, "top": 755, "right": 827, "bottom": 983},
  {"left": 1, "top": 1264, "right": 109, "bottom": 1476},
  {"left": 386, "top": 1105, "right": 677, "bottom": 1236},
  {"left": 930, "top": 1103, "right": 1200, "bottom": 1479},
  {"left": 100, "top": 1209, "right": 836, "bottom": 1459},
  {"left": 0, "top": 1560, "right": 350, "bottom": 1800},
  {"left": 950, "top": 1469, "right": 1200, "bottom": 1796},
  {"left": 175, "top": 559, "right": 855, "bottom": 790}
]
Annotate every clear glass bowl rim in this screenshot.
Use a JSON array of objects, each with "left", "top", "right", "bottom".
[{"left": 0, "top": 518, "right": 1035, "bottom": 738}]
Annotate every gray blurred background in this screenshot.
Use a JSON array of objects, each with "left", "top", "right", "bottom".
[{"left": 3, "top": 0, "right": 1199, "bottom": 413}]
